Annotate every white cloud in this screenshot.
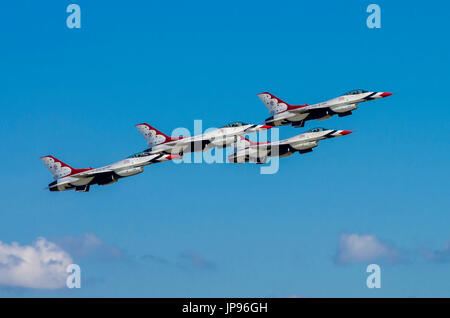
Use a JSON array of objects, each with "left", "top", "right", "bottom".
[
  {"left": 0, "top": 237, "right": 73, "bottom": 289},
  {"left": 420, "top": 241, "right": 450, "bottom": 262},
  {"left": 54, "top": 233, "right": 123, "bottom": 260},
  {"left": 335, "top": 233, "right": 399, "bottom": 264},
  {"left": 142, "top": 251, "right": 216, "bottom": 271},
  {"left": 180, "top": 251, "right": 216, "bottom": 270}
]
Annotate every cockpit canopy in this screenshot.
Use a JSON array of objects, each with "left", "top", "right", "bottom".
[
  {"left": 342, "top": 89, "right": 368, "bottom": 96},
  {"left": 127, "top": 150, "right": 151, "bottom": 158},
  {"left": 307, "top": 127, "right": 327, "bottom": 133},
  {"left": 222, "top": 121, "right": 249, "bottom": 128}
]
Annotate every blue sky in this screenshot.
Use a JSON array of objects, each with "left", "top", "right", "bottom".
[{"left": 0, "top": 0, "right": 449, "bottom": 297}]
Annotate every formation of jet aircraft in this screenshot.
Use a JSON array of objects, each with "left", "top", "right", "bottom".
[
  {"left": 41, "top": 121, "right": 270, "bottom": 192},
  {"left": 42, "top": 89, "right": 391, "bottom": 191}
]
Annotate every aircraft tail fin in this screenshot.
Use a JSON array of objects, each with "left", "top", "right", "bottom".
[
  {"left": 40, "top": 155, "right": 91, "bottom": 180},
  {"left": 257, "top": 92, "right": 307, "bottom": 115},
  {"left": 135, "top": 123, "right": 182, "bottom": 148},
  {"left": 234, "top": 135, "right": 256, "bottom": 150}
]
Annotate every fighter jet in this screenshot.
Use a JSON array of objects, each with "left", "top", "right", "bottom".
[
  {"left": 135, "top": 121, "right": 272, "bottom": 156},
  {"left": 228, "top": 127, "right": 352, "bottom": 164},
  {"left": 258, "top": 89, "right": 393, "bottom": 127},
  {"left": 41, "top": 153, "right": 178, "bottom": 192}
]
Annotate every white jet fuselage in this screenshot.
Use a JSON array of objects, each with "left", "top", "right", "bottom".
[
  {"left": 228, "top": 128, "right": 352, "bottom": 164},
  {"left": 143, "top": 123, "right": 272, "bottom": 155},
  {"left": 45, "top": 153, "right": 174, "bottom": 192},
  {"left": 259, "top": 90, "right": 392, "bottom": 127}
]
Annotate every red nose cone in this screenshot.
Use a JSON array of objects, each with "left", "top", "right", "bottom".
[
  {"left": 340, "top": 130, "right": 353, "bottom": 136},
  {"left": 166, "top": 155, "right": 181, "bottom": 160},
  {"left": 261, "top": 125, "right": 274, "bottom": 130},
  {"left": 380, "top": 92, "right": 393, "bottom": 97}
]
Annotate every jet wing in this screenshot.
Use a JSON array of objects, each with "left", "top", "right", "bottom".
[
  {"left": 245, "top": 139, "right": 291, "bottom": 152},
  {"left": 287, "top": 101, "right": 358, "bottom": 114},
  {"left": 154, "top": 135, "right": 231, "bottom": 154},
  {"left": 71, "top": 167, "right": 114, "bottom": 178},
  {"left": 46, "top": 179, "right": 73, "bottom": 190},
  {"left": 72, "top": 153, "right": 175, "bottom": 177},
  {"left": 265, "top": 112, "right": 299, "bottom": 126},
  {"left": 245, "top": 136, "right": 318, "bottom": 154},
  {"left": 147, "top": 136, "right": 210, "bottom": 154},
  {"left": 163, "top": 125, "right": 265, "bottom": 147},
  {"left": 164, "top": 135, "right": 206, "bottom": 146},
  {"left": 285, "top": 103, "right": 330, "bottom": 114}
]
